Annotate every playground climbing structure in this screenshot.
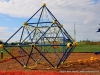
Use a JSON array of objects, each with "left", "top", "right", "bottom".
[{"left": 0, "top": 3, "right": 77, "bottom": 68}]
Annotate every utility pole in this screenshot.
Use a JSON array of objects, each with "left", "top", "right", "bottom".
[{"left": 74, "top": 22, "right": 76, "bottom": 41}]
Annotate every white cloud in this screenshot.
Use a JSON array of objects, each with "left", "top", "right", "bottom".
[
  {"left": 0, "top": 26, "right": 10, "bottom": 41},
  {"left": 0, "top": 26, "right": 23, "bottom": 42},
  {"left": 0, "top": 0, "right": 100, "bottom": 41},
  {"left": 0, "top": 27, "right": 12, "bottom": 36}
]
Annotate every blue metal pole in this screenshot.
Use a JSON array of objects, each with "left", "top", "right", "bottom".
[
  {"left": 4, "top": 44, "right": 67, "bottom": 47},
  {"left": 35, "top": 47, "right": 54, "bottom": 67},
  {"left": 54, "top": 48, "right": 60, "bottom": 60},
  {"left": 35, "top": 24, "right": 53, "bottom": 44},
  {"left": 25, "top": 47, "right": 34, "bottom": 66},
  {"left": 62, "top": 27, "right": 73, "bottom": 42},
  {"left": 28, "top": 22, "right": 52, "bottom": 24},
  {"left": 31, "top": 29, "right": 36, "bottom": 43},
  {"left": 62, "top": 34, "right": 65, "bottom": 56},
  {"left": 46, "top": 7, "right": 64, "bottom": 33},
  {"left": 37, "top": 29, "right": 52, "bottom": 43},
  {"left": 55, "top": 24, "right": 72, "bottom": 42},
  {"left": 63, "top": 47, "right": 75, "bottom": 62},
  {"left": 46, "top": 7, "right": 59, "bottom": 21},
  {"left": 46, "top": 7, "right": 55, "bottom": 20},
  {"left": 43, "top": 37, "right": 63, "bottom": 38},
  {"left": 46, "top": 7, "right": 73, "bottom": 42},
  {"left": 57, "top": 47, "right": 75, "bottom": 67},
  {"left": 20, "top": 26, "right": 25, "bottom": 43},
  {"left": 4, "top": 26, "right": 23, "bottom": 44},
  {"left": 21, "top": 29, "right": 35, "bottom": 43},
  {"left": 28, "top": 24, "right": 50, "bottom": 28},
  {"left": 42, "top": 11, "right": 72, "bottom": 42},
  {"left": 20, "top": 47, "right": 36, "bottom": 62},
  {"left": 57, "top": 48, "right": 69, "bottom": 67},
  {"left": 37, "top": 45, "right": 52, "bottom": 61},
  {"left": 54, "top": 29, "right": 60, "bottom": 41},
  {"left": 19, "top": 48, "right": 25, "bottom": 65},
  {"left": 27, "top": 25, "right": 35, "bottom": 27},
  {"left": 26, "top": 27, "right": 32, "bottom": 43},
  {"left": 46, "top": 7, "right": 69, "bottom": 33},
  {"left": 37, "top": 6, "right": 44, "bottom": 27},
  {"left": 26, "top": 6, "right": 43, "bottom": 22},
  {"left": 3, "top": 48, "right": 23, "bottom": 66}
]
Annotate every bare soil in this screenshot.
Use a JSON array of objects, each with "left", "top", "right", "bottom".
[{"left": 0, "top": 53, "right": 100, "bottom": 75}]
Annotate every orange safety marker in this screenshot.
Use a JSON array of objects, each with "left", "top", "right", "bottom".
[
  {"left": 83, "top": 59, "right": 88, "bottom": 64},
  {"left": 78, "top": 59, "right": 83, "bottom": 64},
  {"left": 53, "top": 41, "right": 59, "bottom": 49},
  {"left": 94, "top": 58, "right": 98, "bottom": 62}
]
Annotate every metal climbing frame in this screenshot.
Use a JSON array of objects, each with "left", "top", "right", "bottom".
[{"left": 0, "top": 3, "right": 77, "bottom": 68}]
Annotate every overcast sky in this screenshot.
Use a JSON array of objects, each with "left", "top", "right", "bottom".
[{"left": 0, "top": 0, "right": 100, "bottom": 42}]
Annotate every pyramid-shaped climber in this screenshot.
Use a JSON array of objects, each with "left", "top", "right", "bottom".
[{"left": 0, "top": 3, "right": 77, "bottom": 68}]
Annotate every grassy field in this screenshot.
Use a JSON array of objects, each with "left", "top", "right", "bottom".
[
  {"left": 0, "top": 42, "right": 100, "bottom": 53},
  {"left": 73, "top": 42, "right": 100, "bottom": 52},
  {"left": 0, "top": 42, "right": 100, "bottom": 60}
]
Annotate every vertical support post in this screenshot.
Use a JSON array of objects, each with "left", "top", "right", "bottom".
[
  {"left": 31, "top": 29, "right": 36, "bottom": 43},
  {"left": 19, "top": 47, "right": 25, "bottom": 65},
  {"left": 37, "top": 6, "right": 44, "bottom": 27},
  {"left": 54, "top": 29, "right": 60, "bottom": 41},
  {"left": 20, "top": 26, "right": 25, "bottom": 43},
  {"left": 25, "top": 47, "right": 34, "bottom": 66},
  {"left": 26, "top": 27, "right": 32, "bottom": 43}
]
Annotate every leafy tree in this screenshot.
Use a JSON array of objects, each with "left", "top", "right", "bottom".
[
  {"left": 0, "top": 40, "right": 3, "bottom": 44},
  {"left": 11, "top": 42, "right": 17, "bottom": 45}
]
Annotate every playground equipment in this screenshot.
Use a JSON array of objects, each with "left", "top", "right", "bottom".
[
  {"left": 94, "top": 51, "right": 100, "bottom": 55},
  {"left": 77, "top": 57, "right": 99, "bottom": 65},
  {"left": 0, "top": 3, "right": 77, "bottom": 68},
  {"left": 94, "top": 24, "right": 100, "bottom": 55}
]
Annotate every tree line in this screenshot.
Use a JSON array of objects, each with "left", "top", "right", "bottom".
[{"left": 0, "top": 40, "right": 30, "bottom": 45}]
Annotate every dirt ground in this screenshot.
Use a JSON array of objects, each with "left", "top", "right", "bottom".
[{"left": 0, "top": 53, "right": 100, "bottom": 75}]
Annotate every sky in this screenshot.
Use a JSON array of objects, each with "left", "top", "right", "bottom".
[{"left": 0, "top": 0, "right": 100, "bottom": 42}]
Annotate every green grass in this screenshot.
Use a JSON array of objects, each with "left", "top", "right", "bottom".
[
  {"left": 73, "top": 42, "right": 100, "bottom": 52},
  {"left": 41, "top": 42, "right": 100, "bottom": 52},
  {"left": 1, "top": 42, "right": 100, "bottom": 55},
  {"left": 0, "top": 48, "right": 11, "bottom": 53},
  {"left": 73, "top": 46, "right": 100, "bottom": 52},
  {"left": 0, "top": 42, "right": 100, "bottom": 60}
]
